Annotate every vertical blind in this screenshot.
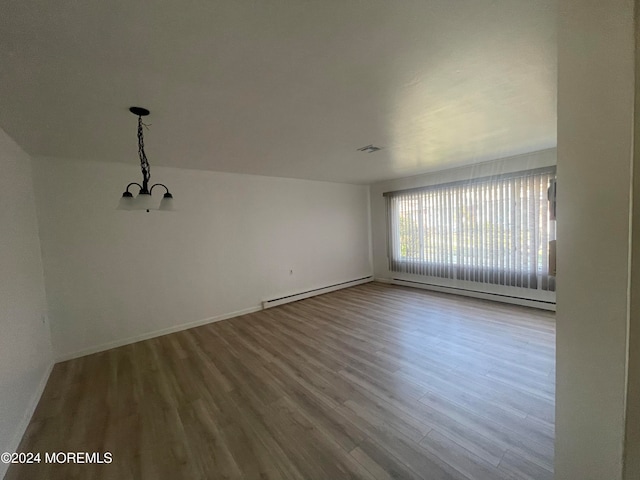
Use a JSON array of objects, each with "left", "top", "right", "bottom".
[{"left": 385, "top": 167, "right": 556, "bottom": 291}]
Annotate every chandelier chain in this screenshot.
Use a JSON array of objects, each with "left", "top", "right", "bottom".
[{"left": 137, "top": 116, "right": 151, "bottom": 191}]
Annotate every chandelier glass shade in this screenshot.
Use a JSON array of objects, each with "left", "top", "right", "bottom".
[{"left": 118, "top": 107, "right": 174, "bottom": 212}]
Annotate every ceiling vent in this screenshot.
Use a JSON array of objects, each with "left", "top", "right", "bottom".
[{"left": 357, "top": 144, "right": 382, "bottom": 153}]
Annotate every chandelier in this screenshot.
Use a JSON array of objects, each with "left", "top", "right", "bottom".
[{"left": 118, "top": 107, "right": 174, "bottom": 212}]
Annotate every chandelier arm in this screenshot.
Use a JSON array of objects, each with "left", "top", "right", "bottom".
[
  {"left": 125, "top": 182, "right": 142, "bottom": 193},
  {"left": 149, "top": 183, "right": 170, "bottom": 195},
  {"left": 137, "top": 116, "right": 151, "bottom": 193}
]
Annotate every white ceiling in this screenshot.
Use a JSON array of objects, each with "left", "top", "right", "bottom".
[{"left": 0, "top": 0, "right": 556, "bottom": 184}]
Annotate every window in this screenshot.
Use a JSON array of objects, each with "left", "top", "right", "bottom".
[{"left": 385, "top": 167, "right": 556, "bottom": 291}]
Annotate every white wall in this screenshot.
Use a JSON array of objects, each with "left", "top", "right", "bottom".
[
  {"left": 0, "top": 129, "right": 53, "bottom": 479},
  {"left": 369, "top": 148, "right": 557, "bottom": 304},
  {"left": 556, "top": 1, "right": 635, "bottom": 479},
  {"left": 32, "top": 157, "right": 372, "bottom": 360}
]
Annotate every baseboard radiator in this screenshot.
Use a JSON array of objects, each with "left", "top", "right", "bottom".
[
  {"left": 262, "top": 276, "right": 373, "bottom": 309},
  {"left": 391, "top": 278, "right": 556, "bottom": 311}
]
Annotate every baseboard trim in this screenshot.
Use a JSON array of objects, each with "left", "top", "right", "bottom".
[
  {"left": 55, "top": 305, "right": 263, "bottom": 362},
  {"left": 1, "top": 361, "right": 54, "bottom": 480},
  {"left": 390, "top": 278, "right": 556, "bottom": 311},
  {"left": 262, "top": 276, "right": 374, "bottom": 309},
  {"left": 373, "top": 277, "right": 392, "bottom": 284}
]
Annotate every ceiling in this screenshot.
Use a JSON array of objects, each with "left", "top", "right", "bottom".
[{"left": 0, "top": 0, "right": 556, "bottom": 184}]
